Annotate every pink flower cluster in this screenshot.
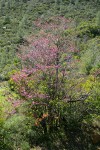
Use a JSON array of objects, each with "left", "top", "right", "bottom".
[{"left": 12, "top": 72, "right": 28, "bottom": 83}]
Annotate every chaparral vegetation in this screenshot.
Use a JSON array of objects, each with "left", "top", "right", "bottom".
[{"left": 0, "top": 0, "right": 100, "bottom": 150}]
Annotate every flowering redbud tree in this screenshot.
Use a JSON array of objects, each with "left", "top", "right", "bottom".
[{"left": 10, "top": 16, "right": 83, "bottom": 132}]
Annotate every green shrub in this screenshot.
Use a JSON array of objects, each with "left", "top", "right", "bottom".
[
  {"left": 2, "top": 114, "right": 33, "bottom": 150},
  {"left": 3, "top": 16, "right": 11, "bottom": 25},
  {"left": 65, "top": 21, "right": 100, "bottom": 39},
  {"left": 80, "top": 38, "right": 100, "bottom": 74},
  {"left": 96, "top": 11, "right": 100, "bottom": 27}
]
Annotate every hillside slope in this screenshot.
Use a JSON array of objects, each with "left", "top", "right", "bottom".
[{"left": 0, "top": 0, "right": 100, "bottom": 150}]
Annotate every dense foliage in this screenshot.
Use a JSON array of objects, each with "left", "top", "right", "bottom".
[{"left": 0, "top": 0, "right": 100, "bottom": 150}]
